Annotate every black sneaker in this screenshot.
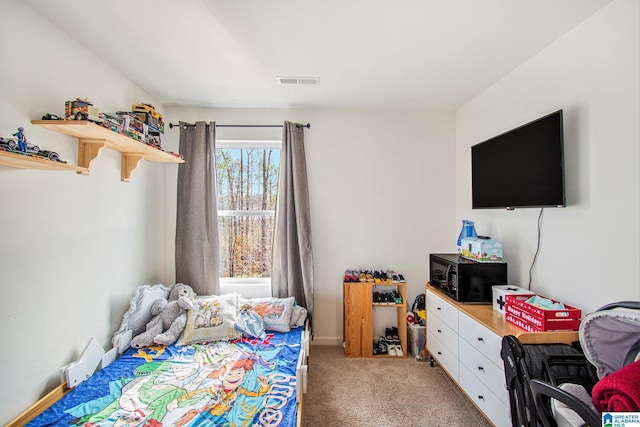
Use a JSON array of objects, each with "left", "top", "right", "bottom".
[
  {"left": 393, "top": 291, "right": 403, "bottom": 304},
  {"left": 377, "top": 336, "right": 388, "bottom": 355}
]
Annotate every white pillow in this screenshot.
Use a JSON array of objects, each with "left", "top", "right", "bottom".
[
  {"left": 115, "top": 284, "right": 172, "bottom": 336},
  {"left": 178, "top": 293, "right": 241, "bottom": 345},
  {"left": 242, "top": 297, "right": 295, "bottom": 332}
]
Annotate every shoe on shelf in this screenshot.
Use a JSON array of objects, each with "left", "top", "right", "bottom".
[
  {"left": 373, "top": 292, "right": 382, "bottom": 304},
  {"left": 379, "top": 292, "right": 386, "bottom": 304},
  {"left": 385, "top": 338, "right": 397, "bottom": 356},
  {"left": 393, "top": 290, "right": 403, "bottom": 304},
  {"left": 343, "top": 270, "right": 351, "bottom": 282},
  {"left": 380, "top": 271, "right": 391, "bottom": 284},
  {"left": 373, "top": 271, "right": 382, "bottom": 284},
  {"left": 377, "top": 337, "right": 388, "bottom": 355},
  {"left": 366, "top": 271, "right": 374, "bottom": 282},
  {"left": 384, "top": 328, "right": 395, "bottom": 344},
  {"left": 397, "top": 273, "right": 406, "bottom": 282},
  {"left": 387, "top": 326, "right": 400, "bottom": 343},
  {"left": 373, "top": 340, "right": 379, "bottom": 355},
  {"left": 359, "top": 269, "right": 367, "bottom": 282},
  {"left": 386, "top": 270, "right": 400, "bottom": 283},
  {"left": 393, "top": 344, "right": 403, "bottom": 357}
]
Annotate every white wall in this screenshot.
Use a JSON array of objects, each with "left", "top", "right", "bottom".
[
  {"left": 0, "top": 3, "right": 172, "bottom": 424},
  {"left": 456, "top": 0, "right": 640, "bottom": 313},
  {"left": 5, "top": 1, "right": 635, "bottom": 424},
  {"left": 162, "top": 106, "right": 457, "bottom": 344}
]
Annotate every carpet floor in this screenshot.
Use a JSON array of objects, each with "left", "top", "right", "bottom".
[{"left": 302, "top": 345, "right": 492, "bottom": 427}]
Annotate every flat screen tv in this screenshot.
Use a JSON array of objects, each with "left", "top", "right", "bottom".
[{"left": 471, "top": 110, "right": 566, "bottom": 210}]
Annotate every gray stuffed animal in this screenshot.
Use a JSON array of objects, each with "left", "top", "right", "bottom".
[{"left": 130, "top": 283, "right": 195, "bottom": 348}]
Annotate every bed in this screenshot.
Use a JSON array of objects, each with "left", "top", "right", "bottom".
[{"left": 10, "top": 286, "right": 310, "bottom": 427}]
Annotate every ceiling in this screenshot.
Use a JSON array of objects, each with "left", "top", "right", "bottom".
[{"left": 25, "top": 0, "right": 611, "bottom": 110}]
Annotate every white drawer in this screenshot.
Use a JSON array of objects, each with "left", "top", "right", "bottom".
[
  {"left": 427, "top": 313, "right": 459, "bottom": 357},
  {"left": 459, "top": 311, "right": 502, "bottom": 361},
  {"left": 427, "top": 290, "right": 459, "bottom": 331},
  {"left": 459, "top": 364, "right": 511, "bottom": 427},
  {"left": 427, "top": 330, "right": 459, "bottom": 381},
  {"left": 459, "top": 338, "right": 508, "bottom": 405}
]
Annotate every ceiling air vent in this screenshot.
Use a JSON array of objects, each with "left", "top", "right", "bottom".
[{"left": 276, "top": 76, "right": 320, "bottom": 85}]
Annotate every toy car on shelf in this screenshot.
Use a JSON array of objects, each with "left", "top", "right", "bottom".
[
  {"left": 41, "top": 113, "right": 64, "bottom": 120},
  {"left": 37, "top": 150, "right": 65, "bottom": 163},
  {"left": 1, "top": 135, "right": 65, "bottom": 162},
  {"left": 24, "top": 142, "right": 41, "bottom": 155},
  {"left": 65, "top": 98, "right": 103, "bottom": 123},
  {"left": 0, "top": 137, "right": 18, "bottom": 151},
  {"left": 131, "top": 103, "right": 164, "bottom": 133},
  {"left": 132, "top": 103, "right": 162, "bottom": 121}
]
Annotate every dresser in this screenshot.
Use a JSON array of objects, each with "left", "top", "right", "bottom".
[{"left": 426, "top": 284, "right": 578, "bottom": 427}]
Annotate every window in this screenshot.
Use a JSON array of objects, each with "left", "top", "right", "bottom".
[{"left": 216, "top": 140, "right": 280, "bottom": 282}]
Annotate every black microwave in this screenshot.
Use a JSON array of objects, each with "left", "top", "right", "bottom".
[{"left": 429, "top": 253, "right": 507, "bottom": 303}]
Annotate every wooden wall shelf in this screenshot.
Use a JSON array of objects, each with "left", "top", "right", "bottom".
[
  {"left": 0, "top": 150, "right": 88, "bottom": 173},
  {"left": 31, "top": 120, "right": 184, "bottom": 182}
]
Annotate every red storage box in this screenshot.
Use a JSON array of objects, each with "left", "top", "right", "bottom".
[{"left": 505, "top": 294, "right": 581, "bottom": 332}]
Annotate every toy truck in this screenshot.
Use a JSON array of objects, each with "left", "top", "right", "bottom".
[
  {"left": 131, "top": 103, "right": 164, "bottom": 133},
  {"left": 65, "top": 98, "right": 103, "bottom": 123}
]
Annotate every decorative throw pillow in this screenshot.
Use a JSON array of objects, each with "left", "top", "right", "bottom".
[
  {"left": 247, "top": 297, "right": 295, "bottom": 332},
  {"left": 290, "top": 304, "right": 308, "bottom": 328},
  {"left": 178, "top": 293, "right": 241, "bottom": 345},
  {"left": 115, "top": 284, "right": 172, "bottom": 336},
  {"left": 235, "top": 304, "right": 267, "bottom": 339}
]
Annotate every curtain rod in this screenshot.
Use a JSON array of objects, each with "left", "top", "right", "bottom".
[{"left": 168, "top": 122, "right": 310, "bottom": 129}]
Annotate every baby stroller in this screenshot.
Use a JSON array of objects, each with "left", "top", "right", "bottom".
[{"left": 501, "top": 301, "right": 640, "bottom": 427}]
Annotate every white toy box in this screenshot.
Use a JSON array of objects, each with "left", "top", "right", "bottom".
[{"left": 492, "top": 285, "right": 534, "bottom": 314}]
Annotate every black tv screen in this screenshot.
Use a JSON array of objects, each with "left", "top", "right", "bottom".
[{"left": 471, "top": 110, "right": 566, "bottom": 209}]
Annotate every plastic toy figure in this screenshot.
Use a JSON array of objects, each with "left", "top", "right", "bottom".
[{"left": 12, "top": 127, "right": 27, "bottom": 152}]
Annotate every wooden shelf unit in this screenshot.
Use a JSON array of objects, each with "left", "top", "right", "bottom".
[
  {"left": 0, "top": 149, "right": 88, "bottom": 173},
  {"left": 343, "top": 281, "right": 407, "bottom": 358},
  {"left": 31, "top": 120, "right": 184, "bottom": 182}
]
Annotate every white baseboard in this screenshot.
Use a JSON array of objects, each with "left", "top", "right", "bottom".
[{"left": 310, "top": 337, "right": 342, "bottom": 346}]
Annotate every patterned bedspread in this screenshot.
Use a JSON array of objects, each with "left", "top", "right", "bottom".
[{"left": 29, "top": 327, "right": 303, "bottom": 427}]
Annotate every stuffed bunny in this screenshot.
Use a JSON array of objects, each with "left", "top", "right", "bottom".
[{"left": 130, "top": 283, "right": 195, "bottom": 348}]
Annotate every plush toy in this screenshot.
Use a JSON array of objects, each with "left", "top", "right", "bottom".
[{"left": 130, "top": 283, "right": 195, "bottom": 348}]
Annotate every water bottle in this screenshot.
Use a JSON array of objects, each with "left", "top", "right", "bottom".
[{"left": 457, "top": 220, "right": 478, "bottom": 253}]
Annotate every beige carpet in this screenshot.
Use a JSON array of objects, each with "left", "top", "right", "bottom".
[{"left": 302, "top": 345, "right": 491, "bottom": 427}]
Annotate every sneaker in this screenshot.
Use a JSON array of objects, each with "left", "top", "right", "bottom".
[
  {"left": 373, "top": 340, "right": 379, "bottom": 355},
  {"left": 393, "top": 344, "right": 403, "bottom": 357},
  {"left": 386, "top": 270, "right": 400, "bottom": 283},
  {"left": 373, "top": 292, "right": 382, "bottom": 304},
  {"left": 377, "top": 337, "right": 388, "bottom": 355},
  {"left": 386, "top": 338, "right": 397, "bottom": 356},
  {"left": 384, "top": 328, "right": 396, "bottom": 344},
  {"left": 366, "top": 271, "right": 374, "bottom": 282},
  {"left": 393, "top": 291, "right": 403, "bottom": 304},
  {"left": 359, "top": 269, "right": 368, "bottom": 282}
]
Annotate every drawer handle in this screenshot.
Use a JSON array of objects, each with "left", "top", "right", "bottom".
[
  {"left": 437, "top": 329, "right": 442, "bottom": 333},
  {"left": 478, "top": 395, "right": 484, "bottom": 401},
  {"left": 437, "top": 307, "right": 442, "bottom": 311},
  {"left": 437, "top": 351, "right": 442, "bottom": 355},
  {"left": 477, "top": 337, "right": 484, "bottom": 342},
  {"left": 477, "top": 366, "right": 484, "bottom": 372}
]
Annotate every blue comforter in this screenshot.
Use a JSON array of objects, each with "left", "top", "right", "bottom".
[{"left": 30, "top": 327, "right": 303, "bottom": 427}]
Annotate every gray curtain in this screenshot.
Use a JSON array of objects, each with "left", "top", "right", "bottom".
[
  {"left": 175, "top": 121, "right": 220, "bottom": 295},
  {"left": 272, "top": 122, "right": 314, "bottom": 321}
]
